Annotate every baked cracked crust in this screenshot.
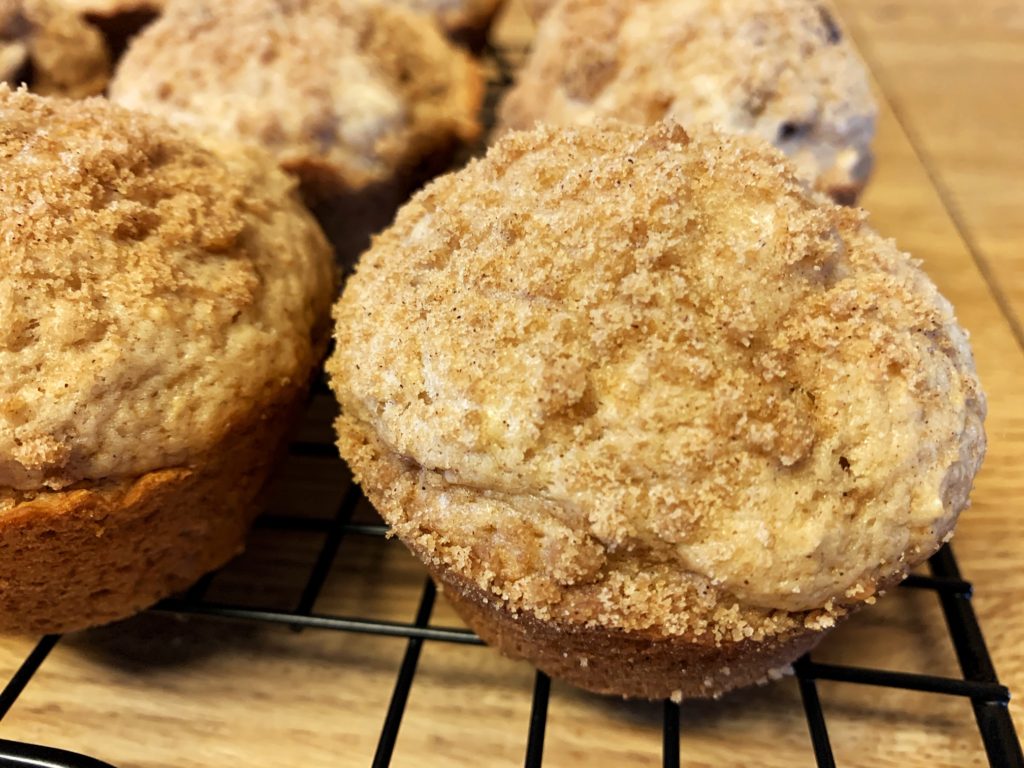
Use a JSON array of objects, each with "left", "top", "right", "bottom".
[
  {"left": 328, "top": 122, "right": 986, "bottom": 698},
  {"left": 0, "top": 87, "right": 335, "bottom": 632},
  {"left": 499, "top": 0, "right": 877, "bottom": 203},
  {"left": 0, "top": 0, "right": 110, "bottom": 97},
  {"left": 109, "top": 0, "right": 484, "bottom": 202}
]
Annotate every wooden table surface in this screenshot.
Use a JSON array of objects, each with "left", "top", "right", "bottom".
[{"left": 0, "top": 2, "right": 1021, "bottom": 767}]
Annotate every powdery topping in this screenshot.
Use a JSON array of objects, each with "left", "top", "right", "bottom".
[
  {"left": 500, "top": 0, "right": 877, "bottom": 199},
  {"left": 0, "top": 0, "right": 110, "bottom": 97},
  {"left": 329, "top": 123, "right": 985, "bottom": 637},
  {"left": 0, "top": 86, "right": 335, "bottom": 492},
  {"left": 109, "top": 0, "right": 483, "bottom": 199}
]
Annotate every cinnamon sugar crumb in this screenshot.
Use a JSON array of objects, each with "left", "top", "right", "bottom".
[
  {"left": 331, "top": 122, "right": 985, "bottom": 643},
  {"left": 0, "top": 86, "right": 334, "bottom": 491}
]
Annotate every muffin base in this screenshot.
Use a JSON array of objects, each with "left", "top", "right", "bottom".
[
  {"left": 432, "top": 567, "right": 829, "bottom": 700},
  {"left": 0, "top": 386, "right": 305, "bottom": 635}
]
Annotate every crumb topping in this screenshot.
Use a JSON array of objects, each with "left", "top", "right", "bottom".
[
  {"left": 0, "top": 87, "right": 335, "bottom": 492},
  {"left": 330, "top": 122, "right": 984, "bottom": 636}
]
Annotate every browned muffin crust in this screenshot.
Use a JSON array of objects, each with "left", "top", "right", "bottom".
[
  {"left": 437, "top": 569, "right": 825, "bottom": 699},
  {"left": 0, "top": 384, "right": 307, "bottom": 635},
  {"left": 328, "top": 122, "right": 986, "bottom": 698}
]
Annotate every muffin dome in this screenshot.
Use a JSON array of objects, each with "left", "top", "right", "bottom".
[
  {"left": 500, "top": 0, "right": 876, "bottom": 203},
  {"left": 109, "top": 0, "right": 483, "bottom": 200},
  {"left": 328, "top": 122, "right": 985, "bottom": 695},
  {"left": 0, "top": 86, "right": 335, "bottom": 494}
]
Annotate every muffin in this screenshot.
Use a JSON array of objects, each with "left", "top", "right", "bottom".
[
  {"left": 0, "top": 86, "right": 335, "bottom": 635},
  {"left": 499, "top": 0, "right": 876, "bottom": 204},
  {"left": 393, "top": 0, "right": 504, "bottom": 46},
  {"left": 110, "top": 0, "right": 483, "bottom": 260},
  {"left": 327, "top": 122, "right": 986, "bottom": 699},
  {"left": 0, "top": 0, "right": 110, "bottom": 97},
  {"left": 109, "top": 0, "right": 483, "bottom": 262}
]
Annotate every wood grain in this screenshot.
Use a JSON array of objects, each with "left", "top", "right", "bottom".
[
  {"left": 0, "top": 2, "right": 1020, "bottom": 766},
  {"left": 832, "top": 0, "right": 1024, "bottom": 338}
]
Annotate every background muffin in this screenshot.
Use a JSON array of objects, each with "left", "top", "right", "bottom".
[
  {"left": 328, "top": 121, "right": 986, "bottom": 699},
  {"left": 0, "top": 0, "right": 109, "bottom": 96},
  {"left": 110, "top": 0, "right": 483, "bottom": 202},
  {"left": 0, "top": 86, "right": 335, "bottom": 634},
  {"left": 499, "top": 0, "right": 877, "bottom": 203},
  {"left": 109, "top": 0, "right": 483, "bottom": 261}
]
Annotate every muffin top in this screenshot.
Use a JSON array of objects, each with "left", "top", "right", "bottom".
[
  {"left": 0, "top": 0, "right": 110, "bottom": 97},
  {"left": 109, "top": 0, "right": 483, "bottom": 199},
  {"left": 329, "top": 122, "right": 985, "bottom": 629},
  {"left": 0, "top": 86, "right": 335, "bottom": 494},
  {"left": 500, "top": 0, "right": 876, "bottom": 201}
]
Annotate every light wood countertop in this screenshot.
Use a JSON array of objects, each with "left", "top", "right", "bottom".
[{"left": 0, "top": 3, "right": 1020, "bottom": 766}]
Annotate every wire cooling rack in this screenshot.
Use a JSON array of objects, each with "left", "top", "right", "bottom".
[{"left": 0, "top": 387, "right": 1020, "bottom": 768}]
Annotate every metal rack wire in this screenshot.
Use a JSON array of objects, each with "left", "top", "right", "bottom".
[{"left": 0, "top": 388, "right": 1020, "bottom": 768}]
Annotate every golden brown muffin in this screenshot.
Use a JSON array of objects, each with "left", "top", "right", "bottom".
[
  {"left": 0, "top": 86, "right": 336, "bottom": 634},
  {"left": 499, "top": 0, "right": 877, "bottom": 204},
  {"left": 109, "top": 0, "right": 483, "bottom": 202},
  {"left": 0, "top": 0, "right": 110, "bottom": 97},
  {"left": 393, "top": 0, "right": 504, "bottom": 45},
  {"left": 327, "top": 122, "right": 986, "bottom": 699}
]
